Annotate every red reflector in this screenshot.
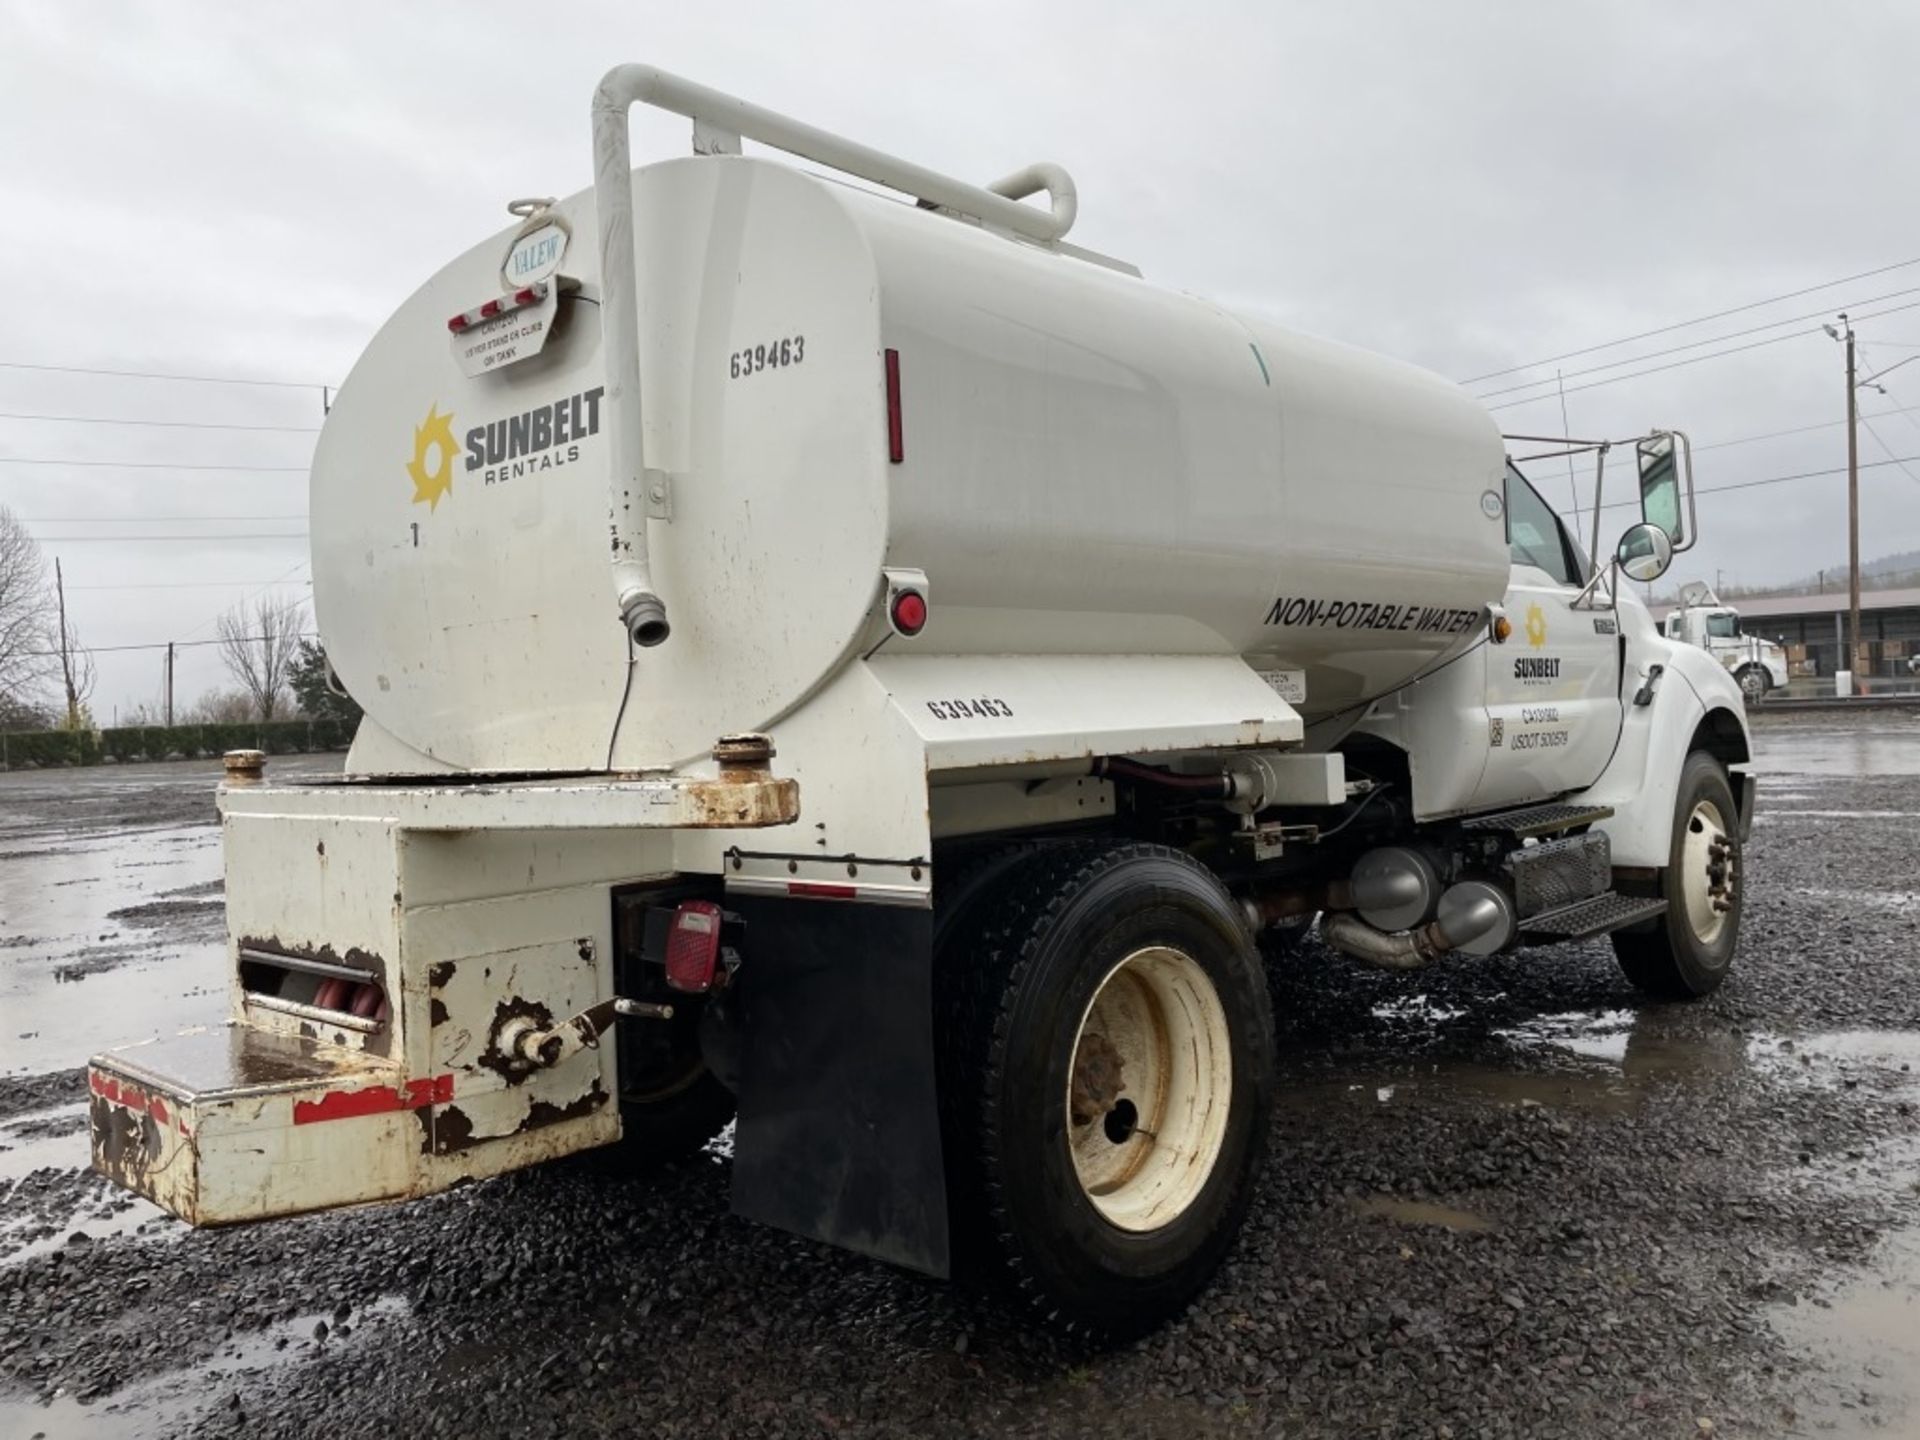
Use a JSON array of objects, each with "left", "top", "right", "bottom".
[
  {"left": 789, "top": 882, "right": 859, "bottom": 900},
  {"left": 479, "top": 299, "right": 502, "bottom": 318},
  {"left": 664, "top": 900, "right": 724, "bottom": 993},
  {"left": 884, "top": 348, "right": 904, "bottom": 464},
  {"left": 891, "top": 590, "right": 927, "bottom": 636},
  {"left": 514, "top": 287, "right": 538, "bottom": 306},
  {"left": 447, "top": 314, "right": 470, "bottom": 333}
]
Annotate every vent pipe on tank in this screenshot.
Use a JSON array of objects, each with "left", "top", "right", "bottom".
[{"left": 590, "top": 64, "right": 1081, "bottom": 649}]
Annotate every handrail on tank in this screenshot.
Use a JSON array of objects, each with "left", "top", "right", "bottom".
[{"left": 590, "top": 64, "right": 1080, "bottom": 650}]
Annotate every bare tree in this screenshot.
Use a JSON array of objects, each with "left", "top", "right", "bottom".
[
  {"left": 215, "top": 595, "right": 306, "bottom": 721},
  {"left": 183, "top": 687, "right": 258, "bottom": 725},
  {"left": 51, "top": 558, "right": 96, "bottom": 729},
  {"left": 0, "top": 506, "right": 57, "bottom": 715}
]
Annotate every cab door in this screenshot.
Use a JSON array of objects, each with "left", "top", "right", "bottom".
[{"left": 1469, "top": 467, "right": 1624, "bottom": 811}]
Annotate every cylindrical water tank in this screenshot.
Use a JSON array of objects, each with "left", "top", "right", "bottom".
[{"left": 311, "top": 157, "right": 1509, "bottom": 773}]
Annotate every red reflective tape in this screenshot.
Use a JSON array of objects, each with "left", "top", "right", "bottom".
[
  {"left": 788, "top": 881, "right": 859, "bottom": 901},
  {"left": 293, "top": 1073, "right": 454, "bottom": 1125},
  {"left": 884, "top": 348, "right": 904, "bottom": 464},
  {"left": 91, "top": 1070, "right": 172, "bottom": 1126},
  {"left": 406, "top": 1074, "right": 454, "bottom": 1106}
]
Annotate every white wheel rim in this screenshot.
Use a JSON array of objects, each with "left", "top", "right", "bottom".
[
  {"left": 1679, "top": 798, "right": 1734, "bottom": 944},
  {"left": 1065, "top": 945, "right": 1233, "bottom": 1233}
]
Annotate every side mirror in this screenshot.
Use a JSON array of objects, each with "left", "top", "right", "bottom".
[
  {"left": 1636, "top": 433, "right": 1685, "bottom": 546},
  {"left": 1615, "top": 522, "right": 1673, "bottom": 583}
]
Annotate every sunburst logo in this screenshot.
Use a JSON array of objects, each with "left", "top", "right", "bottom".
[
  {"left": 407, "top": 404, "right": 458, "bottom": 510},
  {"left": 1524, "top": 602, "right": 1548, "bottom": 649}
]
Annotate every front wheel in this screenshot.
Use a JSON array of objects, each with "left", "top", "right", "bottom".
[
  {"left": 1613, "top": 751, "right": 1742, "bottom": 999},
  {"left": 937, "top": 843, "right": 1275, "bottom": 1338},
  {"left": 1736, "top": 665, "right": 1770, "bottom": 704}
]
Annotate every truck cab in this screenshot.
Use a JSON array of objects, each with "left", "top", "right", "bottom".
[{"left": 1662, "top": 582, "right": 1790, "bottom": 700}]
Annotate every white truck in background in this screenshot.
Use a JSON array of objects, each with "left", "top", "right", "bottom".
[
  {"left": 1662, "top": 582, "right": 1790, "bottom": 701},
  {"left": 86, "top": 67, "right": 1753, "bottom": 1338}
]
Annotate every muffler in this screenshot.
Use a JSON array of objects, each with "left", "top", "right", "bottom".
[{"left": 1320, "top": 880, "right": 1516, "bottom": 970}]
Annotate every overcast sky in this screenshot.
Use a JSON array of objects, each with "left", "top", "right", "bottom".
[{"left": 4, "top": 0, "right": 1919, "bottom": 718}]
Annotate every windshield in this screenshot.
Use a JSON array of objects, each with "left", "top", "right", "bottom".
[{"left": 1706, "top": 612, "right": 1740, "bottom": 639}]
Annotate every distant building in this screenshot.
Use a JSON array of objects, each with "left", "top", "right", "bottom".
[{"left": 1651, "top": 586, "right": 1920, "bottom": 677}]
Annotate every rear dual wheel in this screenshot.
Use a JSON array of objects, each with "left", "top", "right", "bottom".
[{"left": 936, "top": 843, "right": 1274, "bottom": 1337}]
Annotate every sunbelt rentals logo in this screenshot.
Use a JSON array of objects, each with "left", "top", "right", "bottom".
[
  {"left": 1524, "top": 602, "right": 1548, "bottom": 648},
  {"left": 405, "top": 388, "right": 606, "bottom": 512},
  {"left": 407, "top": 404, "right": 458, "bottom": 511}
]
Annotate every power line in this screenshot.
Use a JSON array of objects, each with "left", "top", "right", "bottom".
[
  {"left": 1485, "top": 297, "right": 1920, "bottom": 413},
  {"left": 0, "top": 410, "right": 321, "bottom": 434},
  {"left": 30, "top": 532, "right": 308, "bottom": 543},
  {"left": 1486, "top": 328, "right": 1823, "bottom": 412},
  {"left": 0, "top": 358, "right": 331, "bottom": 391},
  {"left": 1460, "top": 254, "right": 1920, "bottom": 384},
  {"left": 67, "top": 579, "right": 311, "bottom": 592},
  {"left": 1858, "top": 413, "right": 1920, "bottom": 489},
  {"left": 183, "top": 559, "right": 313, "bottom": 642},
  {"left": 1473, "top": 283, "right": 1920, "bottom": 401},
  {"left": 15, "top": 514, "right": 307, "bottom": 522},
  {"left": 1587, "top": 452, "right": 1920, "bottom": 511},
  {"left": 16, "top": 632, "right": 316, "bottom": 659},
  {"left": 0, "top": 457, "right": 308, "bottom": 471},
  {"left": 1690, "top": 402, "right": 1920, "bottom": 453}
]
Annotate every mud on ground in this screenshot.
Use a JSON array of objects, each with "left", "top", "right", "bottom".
[{"left": 3, "top": 719, "right": 1920, "bottom": 1438}]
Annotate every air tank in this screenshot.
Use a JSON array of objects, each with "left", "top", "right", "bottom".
[{"left": 311, "top": 156, "right": 1509, "bottom": 773}]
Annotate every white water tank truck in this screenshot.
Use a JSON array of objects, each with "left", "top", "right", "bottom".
[{"left": 88, "top": 67, "right": 1752, "bottom": 1336}]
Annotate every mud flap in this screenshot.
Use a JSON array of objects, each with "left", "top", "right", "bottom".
[{"left": 728, "top": 898, "right": 949, "bottom": 1277}]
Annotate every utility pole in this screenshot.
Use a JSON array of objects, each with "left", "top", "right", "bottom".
[
  {"left": 1845, "top": 319, "right": 1861, "bottom": 685},
  {"left": 54, "top": 557, "right": 78, "bottom": 729},
  {"left": 165, "top": 641, "right": 175, "bottom": 727}
]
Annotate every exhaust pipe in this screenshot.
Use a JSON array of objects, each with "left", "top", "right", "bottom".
[{"left": 1319, "top": 881, "right": 1515, "bottom": 971}]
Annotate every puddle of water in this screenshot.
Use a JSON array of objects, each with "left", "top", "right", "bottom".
[
  {"left": 1287, "top": 1059, "right": 1647, "bottom": 1115},
  {"left": 0, "top": 821, "right": 229, "bottom": 1077},
  {"left": 1749, "top": 724, "right": 1920, "bottom": 779},
  {"left": 1353, "top": 1194, "right": 1496, "bottom": 1233},
  {"left": 0, "top": 1294, "right": 410, "bottom": 1439},
  {"left": 1370, "top": 994, "right": 1469, "bottom": 1024},
  {"left": 2, "top": 940, "right": 227, "bottom": 1078},
  {"left": 1796, "top": 888, "right": 1920, "bottom": 913},
  {"left": 1776, "top": 1226, "right": 1920, "bottom": 1437},
  {"left": 0, "top": 1103, "right": 87, "bottom": 1183}
]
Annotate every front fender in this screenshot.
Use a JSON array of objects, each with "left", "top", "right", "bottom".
[{"left": 1576, "top": 617, "right": 1751, "bottom": 869}]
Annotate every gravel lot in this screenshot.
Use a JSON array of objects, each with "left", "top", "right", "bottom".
[{"left": 4, "top": 716, "right": 1920, "bottom": 1439}]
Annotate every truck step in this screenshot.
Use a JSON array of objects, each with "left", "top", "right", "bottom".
[
  {"left": 1460, "top": 802, "right": 1615, "bottom": 840},
  {"left": 1520, "top": 892, "right": 1668, "bottom": 944}
]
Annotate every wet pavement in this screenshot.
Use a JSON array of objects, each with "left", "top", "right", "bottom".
[{"left": 2, "top": 714, "right": 1920, "bottom": 1437}]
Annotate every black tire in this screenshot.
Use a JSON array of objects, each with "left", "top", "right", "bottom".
[
  {"left": 936, "top": 842, "right": 1275, "bottom": 1338},
  {"left": 591, "top": 1010, "right": 736, "bottom": 1175},
  {"left": 1736, "top": 665, "right": 1769, "bottom": 704},
  {"left": 1613, "top": 751, "right": 1742, "bottom": 999}
]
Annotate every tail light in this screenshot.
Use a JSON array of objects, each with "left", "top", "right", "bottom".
[
  {"left": 890, "top": 588, "right": 927, "bottom": 636},
  {"left": 664, "top": 900, "right": 725, "bottom": 993}
]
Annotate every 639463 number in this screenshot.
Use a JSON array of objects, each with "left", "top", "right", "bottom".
[{"left": 730, "top": 335, "right": 805, "bottom": 379}]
